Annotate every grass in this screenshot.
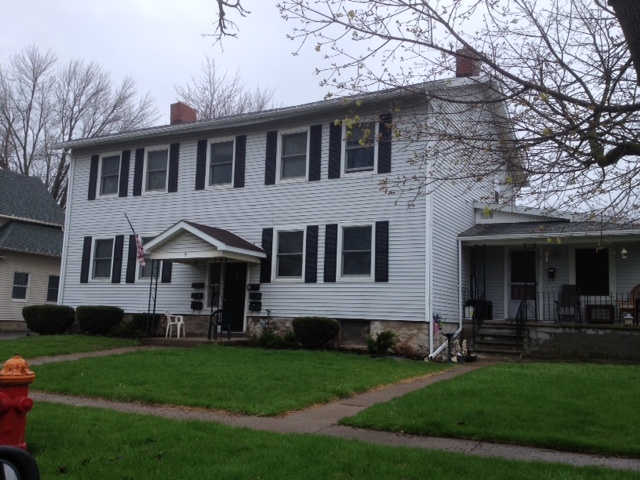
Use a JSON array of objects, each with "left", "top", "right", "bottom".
[
  {"left": 0, "top": 335, "right": 139, "bottom": 360},
  {"left": 340, "top": 362, "right": 640, "bottom": 457},
  {"left": 27, "top": 402, "right": 639, "bottom": 480},
  {"left": 31, "top": 346, "right": 451, "bottom": 416}
]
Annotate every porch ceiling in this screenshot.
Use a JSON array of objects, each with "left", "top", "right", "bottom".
[
  {"left": 459, "top": 220, "right": 640, "bottom": 246},
  {"left": 144, "top": 220, "right": 266, "bottom": 264}
]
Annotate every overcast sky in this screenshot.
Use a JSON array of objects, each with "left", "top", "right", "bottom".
[{"left": 3, "top": 1, "right": 328, "bottom": 124}]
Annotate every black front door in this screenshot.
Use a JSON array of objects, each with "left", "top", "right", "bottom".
[{"left": 223, "top": 263, "right": 247, "bottom": 332}]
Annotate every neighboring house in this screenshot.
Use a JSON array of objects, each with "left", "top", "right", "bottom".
[
  {"left": 56, "top": 65, "right": 516, "bottom": 357},
  {"left": 0, "top": 170, "right": 65, "bottom": 330}
]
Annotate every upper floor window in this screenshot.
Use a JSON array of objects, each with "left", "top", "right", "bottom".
[
  {"left": 100, "top": 154, "right": 121, "bottom": 195},
  {"left": 145, "top": 148, "right": 168, "bottom": 192},
  {"left": 47, "top": 275, "right": 60, "bottom": 302},
  {"left": 344, "top": 123, "right": 377, "bottom": 173},
  {"left": 92, "top": 238, "right": 114, "bottom": 279},
  {"left": 279, "top": 130, "right": 308, "bottom": 180},
  {"left": 340, "top": 225, "right": 373, "bottom": 278},
  {"left": 12, "top": 272, "right": 29, "bottom": 301},
  {"left": 275, "top": 229, "right": 305, "bottom": 279},
  {"left": 209, "top": 140, "right": 234, "bottom": 186}
]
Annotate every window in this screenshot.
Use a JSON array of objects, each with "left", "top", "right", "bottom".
[
  {"left": 47, "top": 275, "right": 60, "bottom": 302},
  {"left": 138, "top": 236, "right": 154, "bottom": 279},
  {"left": 276, "top": 230, "right": 304, "bottom": 278},
  {"left": 341, "top": 225, "right": 372, "bottom": 277},
  {"left": 12, "top": 272, "right": 29, "bottom": 300},
  {"left": 100, "top": 154, "right": 120, "bottom": 195},
  {"left": 209, "top": 140, "right": 234, "bottom": 185},
  {"left": 345, "top": 123, "right": 376, "bottom": 173},
  {"left": 145, "top": 148, "right": 168, "bottom": 192},
  {"left": 576, "top": 248, "right": 609, "bottom": 296},
  {"left": 280, "top": 131, "right": 308, "bottom": 180},
  {"left": 92, "top": 238, "right": 114, "bottom": 279}
]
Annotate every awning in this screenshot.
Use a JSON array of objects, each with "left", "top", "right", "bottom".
[{"left": 143, "top": 220, "right": 266, "bottom": 264}]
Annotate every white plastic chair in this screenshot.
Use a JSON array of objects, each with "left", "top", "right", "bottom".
[{"left": 165, "top": 310, "right": 185, "bottom": 338}]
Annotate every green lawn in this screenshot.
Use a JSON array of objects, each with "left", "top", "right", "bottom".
[
  {"left": 340, "top": 362, "right": 640, "bottom": 457},
  {"left": 0, "top": 335, "right": 138, "bottom": 360},
  {"left": 27, "top": 402, "right": 638, "bottom": 480},
  {"left": 31, "top": 346, "right": 450, "bottom": 416}
]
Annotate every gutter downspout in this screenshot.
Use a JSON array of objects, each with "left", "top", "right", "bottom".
[{"left": 57, "top": 148, "right": 73, "bottom": 305}]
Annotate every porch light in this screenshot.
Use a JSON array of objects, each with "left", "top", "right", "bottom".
[{"left": 621, "top": 248, "right": 628, "bottom": 259}]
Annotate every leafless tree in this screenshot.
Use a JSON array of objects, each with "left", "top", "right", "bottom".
[
  {"left": 175, "top": 56, "right": 276, "bottom": 120},
  {"left": 256, "top": 0, "right": 639, "bottom": 222},
  {"left": 206, "top": 1, "right": 251, "bottom": 41},
  {"left": 0, "top": 46, "right": 158, "bottom": 208}
]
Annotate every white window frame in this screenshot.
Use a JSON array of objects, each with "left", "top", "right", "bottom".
[
  {"left": 276, "top": 128, "right": 310, "bottom": 182},
  {"left": 337, "top": 223, "right": 375, "bottom": 281},
  {"left": 206, "top": 137, "right": 235, "bottom": 187},
  {"left": 342, "top": 122, "right": 379, "bottom": 174},
  {"left": 143, "top": 146, "right": 169, "bottom": 193},
  {"left": 98, "top": 152, "right": 121, "bottom": 197},
  {"left": 91, "top": 237, "right": 115, "bottom": 281},
  {"left": 11, "top": 272, "right": 30, "bottom": 302},
  {"left": 46, "top": 275, "right": 60, "bottom": 303},
  {"left": 272, "top": 227, "right": 307, "bottom": 281}
]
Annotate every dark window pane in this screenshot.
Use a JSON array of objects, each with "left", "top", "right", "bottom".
[
  {"left": 47, "top": 275, "right": 60, "bottom": 302},
  {"left": 146, "top": 150, "right": 168, "bottom": 190},
  {"left": 12, "top": 272, "right": 29, "bottom": 300},
  {"left": 277, "top": 230, "right": 304, "bottom": 277},
  {"left": 281, "top": 132, "right": 307, "bottom": 179},
  {"left": 511, "top": 251, "right": 536, "bottom": 283},
  {"left": 100, "top": 155, "right": 120, "bottom": 195},
  {"left": 210, "top": 141, "right": 234, "bottom": 185},
  {"left": 342, "top": 226, "right": 372, "bottom": 276},
  {"left": 278, "top": 231, "right": 304, "bottom": 253},
  {"left": 93, "top": 239, "right": 113, "bottom": 279},
  {"left": 345, "top": 124, "right": 375, "bottom": 172},
  {"left": 343, "top": 251, "right": 371, "bottom": 276},
  {"left": 211, "top": 164, "right": 232, "bottom": 185},
  {"left": 576, "top": 248, "right": 609, "bottom": 296},
  {"left": 343, "top": 226, "right": 371, "bottom": 250}
]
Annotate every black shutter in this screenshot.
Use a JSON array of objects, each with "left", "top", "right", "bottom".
[
  {"left": 125, "top": 235, "right": 137, "bottom": 283},
  {"left": 168, "top": 143, "right": 180, "bottom": 192},
  {"left": 328, "top": 123, "right": 342, "bottom": 179},
  {"left": 260, "top": 228, "right": 273, "bottom": 283},
  {"left": 195, "top": 139, "right": 207, "bottom": 190},
  {"left": 118, "top": 150, "right": 130, "bottom": 198},
  {"left": 375, "top": 221, "right": 389, "bottom": 282},
  {"left": 80, "top": 236, "right": 92, "bottom": 283},
  {"left": 309, "top": 124, "right": 322, "bottom": 182},
  {"left": 305, "top": 225, "right": 318, "bottom": 283},
  {"left": 265, "top": 131, "right": 277, "bottom": 185},
  {"left": 161, "top": 261, "right": 172, "bottom": 283},
  {"left": 133, "top": 148, "right": 145, "bottom": 196},
  {"left": 88, "top": 155, "right": 99, "bottom": 200},
  {"left": 378, "top": 113, "right": 392, "bottom": 174},
  {"left": 324, "top": 224, "right": 338, "bottom": 282},
  {"left": 234, "top": 135, "right": 246, "bottom": 188},
  {"left": 111, "top": 235, "right": 124, "bottom": 284}
]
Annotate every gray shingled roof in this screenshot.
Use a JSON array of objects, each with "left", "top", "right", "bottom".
[
  {"left": 0, "top": 170, "right": 65, "bottom": 225},
  {"left": 459, "top": 220, "right": 640, "bottom": 239},
  {"left": 0, "top": 221, "right": 63, "bottom": 256},
  {"left": 185, "top": 221, "right": 265, "bottom": 253}
]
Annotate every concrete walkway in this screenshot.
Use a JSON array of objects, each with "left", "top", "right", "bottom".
[{"left": 28, "top": 348, "right": 640, "bottom": 472}]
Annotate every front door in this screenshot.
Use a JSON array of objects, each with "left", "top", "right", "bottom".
[
  {"left": 509, "top": 250, "right": 537, "bottom": 320},
  {"left": 223, "top": 263, "right": 247, "bottom": 332}
]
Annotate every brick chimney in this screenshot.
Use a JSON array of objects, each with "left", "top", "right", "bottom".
[
  {"left": 170, "top": 102, "right": 197, "bottom": 125},
  {"left": 456, "top": 47, "right": 481, "bottom": 77}
]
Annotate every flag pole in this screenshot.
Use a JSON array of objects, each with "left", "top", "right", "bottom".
[{"left": 124, "top": 212, "right": 136, "bottom": 235}]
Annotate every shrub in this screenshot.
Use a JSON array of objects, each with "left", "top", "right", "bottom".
[
  {"left": 292, "top": 317, "right": 340, "bottom": 349},
  {"left": 22, "top": 305, "right": 75, "bottom": 335},
  {"left": 367, "top": 330, "right": 397, "bottom": 356},
  {"left": 76, "top": 306, "right": 124, "bottom": 335},
  {"left": 250, "top": 329, "right": 298, "bottom": 349},
  {"left": 393, "top": 341, "right": 422, "bottom": 360},
  {"left": 110, "top": 313, "right": 161, "bottom": 338}
]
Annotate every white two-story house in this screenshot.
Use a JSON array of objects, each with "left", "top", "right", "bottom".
[{"left": 57, "top": 68, "right": 515, "bottom": 357}]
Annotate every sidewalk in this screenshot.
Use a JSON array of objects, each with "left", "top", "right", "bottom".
[{"left": 29, "top": 349, "right": 640, "bottom": 472}]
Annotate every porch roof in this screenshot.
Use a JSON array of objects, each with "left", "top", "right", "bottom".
[
  {"left": 459, "top": 220, "right": 640, "bottom": 245},
  {"left": 144, "top": 220, "right": 266, "bottom": 264}
]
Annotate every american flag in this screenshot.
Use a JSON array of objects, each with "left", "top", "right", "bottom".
[{"left": 134, "top": 233, "right": 146, "bottom": 267}]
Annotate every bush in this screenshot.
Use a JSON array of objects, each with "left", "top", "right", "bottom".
[
  {"left": 250, "top": 329, "right": 298, "bottom": 349},
  {"left": 22, "top": 305, "right": 75, "bottom": 335},
  {"left": 367, "top": 330, "right": 397, "bottom": 356},
  {"left": 110, "top": 313, "right": 161, "bottom": 338},
  {"left": 76, "top": 306, "right": 124, "bottom": 335},
  {"left": 292, "top": 317, "right": 340, "bottom": 349}
]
